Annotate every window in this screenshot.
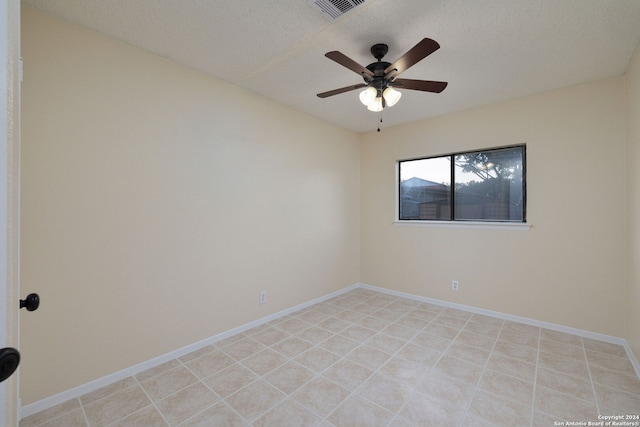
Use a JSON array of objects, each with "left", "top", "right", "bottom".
[{"left": 398, "top": 145, "right": 526, "bottom": 222}]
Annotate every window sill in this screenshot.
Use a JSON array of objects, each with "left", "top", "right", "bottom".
[{"left": 393, "top": 220, "right": 531, "bottom": 231}]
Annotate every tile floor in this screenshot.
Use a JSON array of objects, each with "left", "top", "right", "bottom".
[{"left": 20, "top": 288, "right": 640, "bottom": 427}]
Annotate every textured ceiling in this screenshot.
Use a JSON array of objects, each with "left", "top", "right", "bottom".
[{"left": 21, "top": 0, "right": 640, "bottom": 133}]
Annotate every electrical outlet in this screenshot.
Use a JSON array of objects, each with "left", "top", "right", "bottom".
[
  {"left": 259, "top": 291, "right": 267, "bottom": 304},
  {"left": 452, "top": 280, "right": 459, "bottom": 291}
]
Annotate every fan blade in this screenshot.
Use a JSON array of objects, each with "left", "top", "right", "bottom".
[
  {"left": 325, "top": 51, "right": 375, "bottom": 78},
  {"left": 390, "top": 78, "right": 448, "bottom": 93},
  {"left": 317, "top": 83, "right": 368, "bottom": 98},
  {"left": 384, "top": 38, "right": 440, "bottom": 76}
]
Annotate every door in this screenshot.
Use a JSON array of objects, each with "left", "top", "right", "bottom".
[{"left": 1, "top": 0, "right": 21, "bottom": 425}]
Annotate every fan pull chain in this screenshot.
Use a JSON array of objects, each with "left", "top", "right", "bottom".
[{"left": 377, "top": 108, "right": 383, "bottom": 132}]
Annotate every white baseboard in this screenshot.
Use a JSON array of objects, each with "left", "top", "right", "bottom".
[
  {"left": 21, "top": 282, "right": 640, "bottom": 419},
  {"left": 20, "top": 284, "right": 358, "bottom": 419}
]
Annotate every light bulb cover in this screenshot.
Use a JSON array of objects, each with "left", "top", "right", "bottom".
[
  {"left": 383, "top": 87, "right": 401, "bottom": 107},
  {"left": 359, "top": 87, "right": 377, "bottom": 106},
  {"left": 367, "top": 97, "right": 383, "bottom": 112}
]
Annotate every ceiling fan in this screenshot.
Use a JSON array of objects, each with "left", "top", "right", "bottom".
[{"left": 317, "top": 38, "right": 448, "bottom": 112}]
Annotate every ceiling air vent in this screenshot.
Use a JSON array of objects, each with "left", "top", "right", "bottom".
[{"left": 309, "top": 0, "right": 367, "bottom": 21}]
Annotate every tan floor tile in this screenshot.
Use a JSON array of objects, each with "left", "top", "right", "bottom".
[
  {"left": 373, "top": 309, "right": 403, "bottom": 321},
  {"left": 294, "top": 346, "right": 340, "bottom": 373},
  {"left": 177, "top": 346, "right": 216, "bottom": 364},
  {"left": 350, "top": 303, "right": 379, "bottom": 315},
  {"left": 399, "top": 390, "right": 466, "bottom": 427},
  {"left": 328, "top": 394, "right": 395, "bottom": 427},
  {"left": 136, "top": 360, "right": 182, "bottom": 382},
  {"left": 346, "top": 344, "right": 391, "bottom": 370},
  {"left": 442, "top": 308, "right": 473, "bottom": 320},
  {"left": 221, "top": 337, "right": 266, "bottom": 361},
  {"left": 485, "top": 352, "right": 536, "bottom": 383},
  {"left": 202, "top": 363, "right": 258, "bottom": 398},
  {"left": 593, "top": 382, "right": 640, "bottom": 414},
  {"left": 535, "top": 385, "right": 599, "bottom": 421},
  {"left": 318, "top": 334, "right": 359, "bottom": 357},
  {"left": 478, "top": 368, "right": 534, "bottom": 405},
  {"left": 454, "top": 330, "right": 497, "bottom": 351},
  {"left": 80, "top": 377, "right": 138, "bottom": 406},
  {"left": 332, "top": 309, "right": 366, "bottom": 323},
  {"left": 357, "top": 315, "right": 391, "bottom": 331},
  {"left": 317, "top": 317, "right": 350, "bottom": 333},
  {"left": 291, "top": 376, "right": 351, "bottom": 417},
  {"left": 253, "top": 398, "right": 322, "bottom": 427},
  {"left": 240, "top": 348, "right": 288, "bottom": 376},
  {"left": 531, "top": 410, "right": 567, "bottom": 427},
  {"left": 184, "top": 349, "right": 235, "bottom": 378},
  {"left": 338, "top": 324, "right": 377, "bottom": 342},
  {"left": 494, "top": 340, "right": 538, "bottom": 365},
  {"left": 108, "top": 405, "right": 168, "bottom": 427},
  {"left": 434, "top": 355, "right": 483, "bottom": 385},
  {"left": 394, "top": 314, "right": 432, "bottom": 329},
  {"left": 467, "top": 390, "right": 531, "bottom": 425},
  {"left": 365, "top": 333, "right": 406, "bottom": 354},
  {"left": 431, "top": 315, "right": 468, "bottom": 329},
  {"left": 462, "top": 321, "right": 501, "bottom": 339},
  {"left": 417, "top": 369, "right": 475, "bottom": 405},
  {"left": 423, "top": 323, "right": 461, "bottom": 340},
  {"left": 311, "top": 302, "right": 343, "bottom": 316},
  {"left": 396, "top": 343, "right": 442, "bottom": 367},
  {"left": 445, "top": 341, "right": 490, "bottom": 366},
  {"left": 84, "top": 385, "right": 151, "bottom": 426},
  {"left": 250, "top": 327, "right": 290, "bottom": 346},
  {"left": 19, "top": 399, "right": 82, "bottom": 427},
  {"left": 179, "top": 402, "right": 249, "bottom": 427},
  {"left": 589, "top": 364, "right": 640, "bottom": 395},
  {"left": 386, "top": 300, "right": 420, "bottom": 313},
  {"left": 293, "top": 309, "right": 329, "bottom": 324},
  {"left": 322, "top": 359, "right": 374, "bottom": 391},
  {"left": 214, "top": 333, "right": 246, "bottom": 349},
  {"left": 295, "top": 326, "right": 333, "bottom": 345},
  {"left": 270, "top": 336, "right": 314, "bottom": 358},
  {"left": 140, "top": 365, "right": 199, "bottom": 402},
  {"left": 263, "top": 361, "right": 316, "bottom": 394},
  {"left": 539, "top": 329, "right": 582, "bottom": 347},
  {"left": 538, "top": 351, "right": 589, "bottom": 379},
  {"left": 30, "top": 409, "right": 87, "bottom": 427},
  {"left": 377, "top": 357, "right": 425, "bottom": 387},
  {"left": 583, "top": 338, "right": 628, "bottom": 358},
  {"left": 468, "top": 313, "right": 504, "bottom": 328},
  {"left": 536, "top": 366, "right": 594, "bottom": 402},
  {"left": 410, "top": 331, "right": 451, "bottom": 352},
  {"left": 499, "top": 329, "right": 539, "bottom": 348},
  {"left": 156, "top": 382, "right": 219, "bottom": 426},
  {"left": 381, "top": 324, "right": 418, "bottom": 341},
  {"left": 539, "top": 338, "right": 585, "bottom": 358},
  {"left": 586, "top": 349, "right": 636, "bottom": 374},
  {"left": 358, "top": 374, "right": 413, "bottom": 414},
  {"left": 502, "top": 321, "right": 540, "bottom": 337},
  {"left": 224, "top": 380, "right": 285, "bottom": 423}
]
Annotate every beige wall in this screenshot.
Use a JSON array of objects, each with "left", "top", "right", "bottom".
[
  {"left": 19, "top": 7, "right": 360, "bottom": 404},
  {"left": 626, "top": 41, "right": 640, "bottom": 362},
  {"left": 361, "top": 77, "right": 626, "bottom": 337}
]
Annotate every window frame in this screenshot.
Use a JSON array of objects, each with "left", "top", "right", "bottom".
[{"left": 395, "top": 145, "right": 528, "bottom": 227}]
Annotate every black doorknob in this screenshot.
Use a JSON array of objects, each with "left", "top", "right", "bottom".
[
  {"left": 20, "top": 293, "right": 40, "bottom": 311},
  {"left": 0, "top": 347, "right": 20, "bottom": 383}
]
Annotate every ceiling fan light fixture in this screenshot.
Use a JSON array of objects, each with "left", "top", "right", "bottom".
[
  {"left": 359, "top": 86, "right": 377, "bottom": 106},
  {"left": 367, "top": 97, "right": 383, "bottom": 112},
  {"left": 383, "top": 87, "right": 401, "bottom": 107}
]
